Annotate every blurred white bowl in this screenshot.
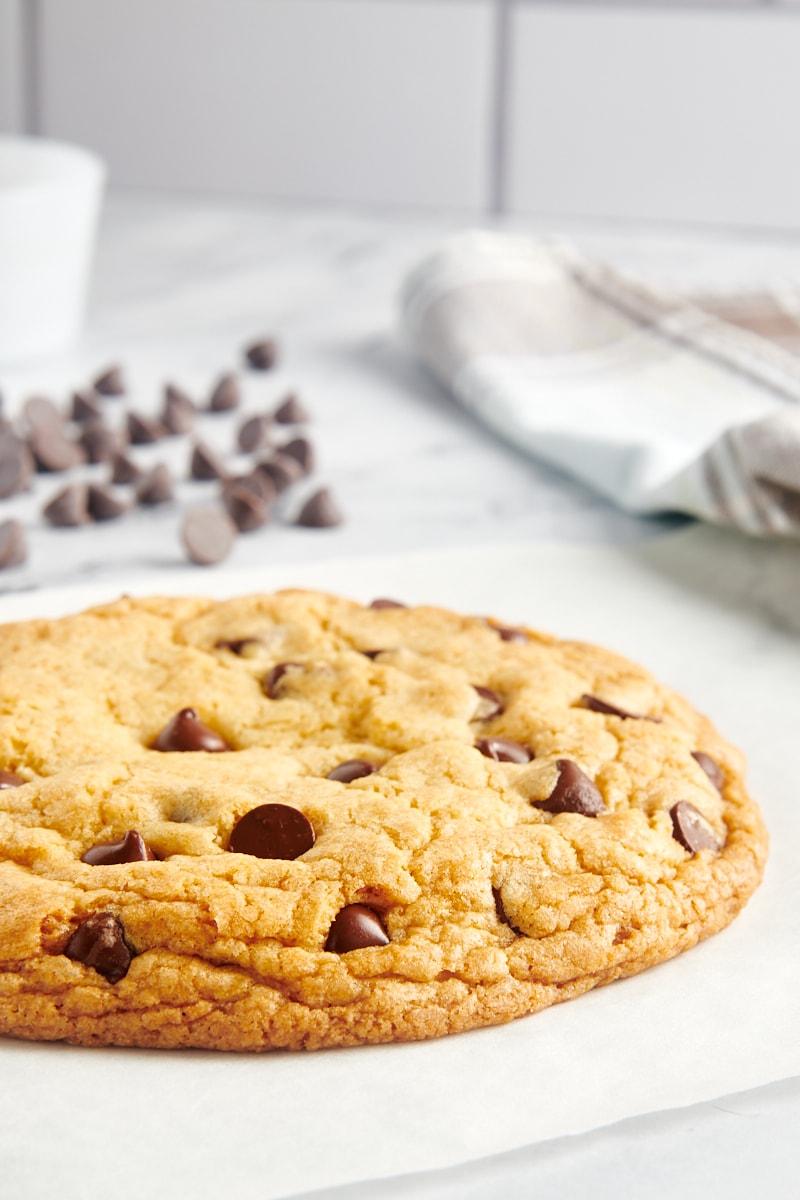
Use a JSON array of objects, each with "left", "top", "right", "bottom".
[{"left": 0, "top": 136, "right": 105, "bottom": 364}]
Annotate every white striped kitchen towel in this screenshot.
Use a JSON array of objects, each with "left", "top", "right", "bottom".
[{"left": 401, "top": 233, "right": 800, "bottom": 537}]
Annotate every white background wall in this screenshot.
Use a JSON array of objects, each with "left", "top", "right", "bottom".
[{"left": 2, "top": 0, "right": 800, "bottom": 228}]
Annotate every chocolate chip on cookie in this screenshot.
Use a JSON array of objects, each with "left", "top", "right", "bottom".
[
  {"left": 0, "top": 770, "right": 25, "bottom": 789},
  {"left": 214, "top": 637, "right": 263, "bottom": 656},
  {"left": 533, "top": 759, "right": 605, "bottom": 816},
  {"left": 64, "top": 912, "right": 132, "bottom": 983},
  {"left": 368, "top": 598, "right": 407, "bottom": 610},
  {"left": 475, "top": 737, "right": 532, "bottom": 764},
  {"left": 692, "top": 751, "right": 725, "bottom": 792},
  {"left": 326, "top": 759, "right": 378, "bottom": 784},
  {"left": 489, "top": 621, "right": 529, "bottom": 643},
  {"left": 228, "top": 803, "right": 315, "bottom": 860},
  {"left": 670, "top": 801, "right": 722, "bottom": 854},
  {"left": 82, "top": 831, "right": 156, "bottom": 865},
  {"left": 152, "top": 708, "right": 230, "bottom": 752},
  {"left": 471, "top": 686, "right": 504, "bottom": 721},
  {"left": 263, "top": 662, "right": 304, "bottom": 698},
  {"left": 325, "top": 905, "right": 389, "bottom": 953},
  {"left": 580, "top": 694, "right": 659, "bottom": 722}
]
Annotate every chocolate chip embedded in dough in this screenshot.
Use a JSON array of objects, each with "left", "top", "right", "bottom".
[
  {"left": 237, "top": 415, "right": 272, "bottom": 453},
  {"left": 325, "top": 905, "right": 390, "bottom": 953},
  {"left": 580, "top": 694, "right": 659, "bottom": 723},
  {"left": 222, "top": 482, "right": 269, "bottom": 532},
  {"left": 214, "top": 637, "right": 263, "bottom": 656},
  {"left": 190, "top": 440, "right": 228, "bottom": 482},
  {"left": 475, "top": 737, "right": 532, "bottom": 764},
  {"left": 691, "top": 751, "right": 725, "bottom": 792},
  {"left": 70, "top": 390, "right": 103, "bottom": 423},
  {"left": 42, "top": 482, "right": 90, "bottom": 527},
  {"left": 359, "top": 649, "right": 386, "bottom": 660},
  {"left": 244, "top": 338, "right": 278, "bottom": 371},
  {"left": 0, "top": 770, "right": 25, "bottom": 788},
  {"left": 127, "top": 412, "right": 167, "bottom": 445},
  {"left": 670, "top": 800, "right": 722, "bottom": 854},
  {"left": 533, "top": 759, "right": 605, "bottom": 817},
  {"left": 151, "top": 707, "right": 231, "bottom": 752},
  {"left": 110, "top": 450, "right": 143, "bottom": 485},
  {"left": 274, "top": 393, "right": 309, "bottom": 424},
  {"left": 81, "top": 830, "right": 156, "bottom": 865},
  {"left": 369, "top": 598, "right": 407, "bottom": 610},
  {"left": 87, "top": 484, "right": 128, "bottom": 522},
  {"left": 209, "top": 374, "right": 240, "bottom": 412},
  {"left": 228, "top": 803, "right": 315, "bottom": 860},
  {"left": 94, "top": 366, "right": 126, "bottom": 396},
  {"left": 262, "top": 661, "right": 304, "bottom": 698},
  {"left": 281, "top": 436, "right": 314, "bottom": 475},
  {"left": 161, "top": 384, "right": 196, "bottom": 435},
  {"left": 490, "top": 622, "right": 529, "bottom": 643},
  {"left": 326, "top": 759, "right": 378, "bottom": 784},
  {"left": 472, "top": 686, "right": 504, "bottom": 721},
  {"left": 63, "top": 912, "right": 132, "bottom": 983},
  {"left": 493, "top": 887, "right": 522, "bottom": 935},
  {"left": 29, "top": 425, "right": 85, "bottom": 472},
  {"left": 296, "top": 487, "right": 343, "bottom": 528},
  {"left": 0, "top": 519, "right": 27, "bottom": 568},
  {"left": 181, "top": 506, "right": 237, "bottom": 565},
  {"left": 255, "top": 452, "right": 303, "bottom": 494}
]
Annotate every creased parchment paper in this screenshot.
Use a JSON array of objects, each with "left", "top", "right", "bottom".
[{"left": 1, "top": 525, "right": 798, "bottom": 1200}]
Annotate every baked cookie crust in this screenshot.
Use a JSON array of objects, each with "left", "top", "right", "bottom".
[{"left": 0, "top": 590, "right": 767, "bottom": 1050}]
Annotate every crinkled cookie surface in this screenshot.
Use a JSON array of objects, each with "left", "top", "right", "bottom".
[{"left": 0, "top": 590, "right": 767, "bottom": 1050}]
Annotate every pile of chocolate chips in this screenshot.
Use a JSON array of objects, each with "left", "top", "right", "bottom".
[{"left": 0, "top": 337, "right": 344, "bottom": 571}]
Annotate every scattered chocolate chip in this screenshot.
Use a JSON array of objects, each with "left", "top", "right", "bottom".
[
  {"left": 161, "top": 384, "right": 196, "bottom": 435},
  {"left": 29, "top": 425, "right": 85, "bottom": 472},
  {"left": 190, "top": 440, "right": 228, "bottom": 481},
  {"left": 94, "top": 366, "right": 126, "bottom": 396},
  {"left": 127, "top": 412, "right": 167, "bottom": 445},
  {"left": 64, "top": 911, "right": 132, "bottom": 983},
  {"left": 281, "top": 436, "right": 314, "bottom": 475},
  {"left": 491, "top": 622, "right": 529, "bottom": 643},
  {"left": 136, "top": 464, "right": 174, "bottom": 507},
  {"left": 274, "top": 393, "right": 309, "bottom": 424},
  {"left": 0, "top": 436, "right": 34, "bottom": 498},
  {"left": 109, "top": 450, "right": 143, "bottom": 485},
  {"left": 326, "top": 759, "right": 378, "bottom": 783},
  {"left": 224, "top": 471, "right": 276, "bottom": 505},
  {"left": 0, "top": 519, "right": 27, "bottom": 568},
  {"left": 670, "top": 800, "right": 722, "bottom": 854},
  {"left": 245, "top": 338, "right": 278, "bottom": 371},
  {"left": 70, "top": 390, "right": 103, "bottom": 423},
  {"left": 255, "top": 452, "right": 303, "bottom": 494},
  {"left": 79, "top": 421, "right": 122, "bottom": 464},
  {"left": 472, "top": 686, "right": 504, "bottom": 721},
  {"left": 87, "top": 484, "right": 128, "bottom": 522},
  {"left": 222, "top": 483, "right": 269, "bottom": 532},
  {"left": 325, "top": 905, "right": 389, "bottom": 953},
  {"left": 533, "top": 759, "right": 605, "bottom": 817},
  {"left": 692, "top": 751, "right": 725, "bottom": 792},
  {"left": 262, "top": 661, "right": 303, "bottom": 698},
  {"left": 151, "top": 707, "right": 230, "bottom": 752},
  {"left": 228, "top": 803, "right": 315, "bottom": 860},
  {"left": 209, "top": 374, "right": 240, "bottom": 412},
  {"left": 82, "top": 830, "right": 156, "bottom": 866},
  {"left": 42, "top": 482, "right": 89, "bottom": 527},
  {"left": 369, "top": 598, "right": 407, "bottom": 610},
  {"left": 296, "top": 487, "right": 343, "bottom": 528},
  {"left": 237, "top": 414, "right": 272, "bottom": 453},
  {"left": 0, "top": 770, "right": 25, "bottom": 788},
  {"left": 181, "top": 506, "right": 237, "bottom": 565},
  {"left": 475, "top": 737, "right": 532, "bottom": 764},
  {"left": 580, "top": 694, "right": 659, "bottom": 722},
  {"left": 23, "top": 395, "right": 62, "bottom": 430},
  {"left": 214, "top": 637, "right": 263, "bottom": 656}
]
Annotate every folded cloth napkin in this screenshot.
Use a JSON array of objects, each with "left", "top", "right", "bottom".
[{"left": 401, "top": 233, "right": 800, "bottom": 537}]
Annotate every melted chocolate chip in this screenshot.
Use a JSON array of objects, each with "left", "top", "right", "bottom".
[
  {"left": 493, "top": 887, "right": 521, "bottom": 935},
  {"left": 533, "top": 759, "right": 605, "bottom": 817},
  {"left": 245, "top": 339, "right": 278, "bottom": 371},
  {"left": 491, "top": 622, "right": 529, "bottom": 643},
  {"left": 215, "top": 637, "right": 263, "bottom": 656},
  {"left": 369, "top": 598, "right": 406, "bottom": 610},
  {"left": 262, "top": 662, "right": 303, "bottom": 698},
  {"left": 326, "top": 759, "right": 378, "bottom": 784},
  {"left": 325, "top": 905, "right": 389, "bottom": 953},
  {"left": 472, "top": 686, "right": 504, "bottom": 721},
  {"left": 82, "top": 830, "right": 156, "bottom": 865},
  {"left": 692, "top": 751, "right": 725, "bottom": 792},
  {"left": 580, "top": 694, "right": 658, "bottom": 722},
  {"left": 0, "top": 770, "right": 25, "bottom": 789},
  {"left": 151, "top": 708, "right": 230, "bottom": 752},
  {"left": 274, "top": 393, "right": 309, "bottom": 424},
  {"left": 475, "top": 737, "right": 532, "bottom": 764},
  {"left": 670, "top": 801, "right": 722, "bottom": 854},
  {"left": 94, "top": 366, "right": 126, "bottom": 396},
  {"left": 296, "top": 487, "right": 343, "bottom": 528},
  {"left": 228, "top": 803, "right": 315, "bottom": 859},
  {"left": 64, "top": 912, "right": 132, "bottom": 983},
  {"left": 209, "top": 374, "right": 240, "bottom": 412},
  {"left": 360, "top": 648, "right": 386, "bottom": 660}
]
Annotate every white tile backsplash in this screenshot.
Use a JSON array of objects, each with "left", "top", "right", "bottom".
[
  {"left": 0, "top": 0, "right": 23, "bottom": 133},
  {"left": 505, "top": 4, "right": 800, "bottom": 229},
  {"left": 37, "top": 0, "right": 495, "bottom": 209}
]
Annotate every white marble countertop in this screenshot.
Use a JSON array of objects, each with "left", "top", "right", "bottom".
[{"left": 1, "top": 196, "right": 798, "bottom": 1198}]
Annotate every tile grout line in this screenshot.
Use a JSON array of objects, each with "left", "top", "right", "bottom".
[{"left": 489, "top": 0, "right": 512, "bottom": 215}]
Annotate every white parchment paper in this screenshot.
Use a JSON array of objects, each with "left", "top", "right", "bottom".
[{"left": 1, "top": 526, "right": 798, "bottom": 1200}]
